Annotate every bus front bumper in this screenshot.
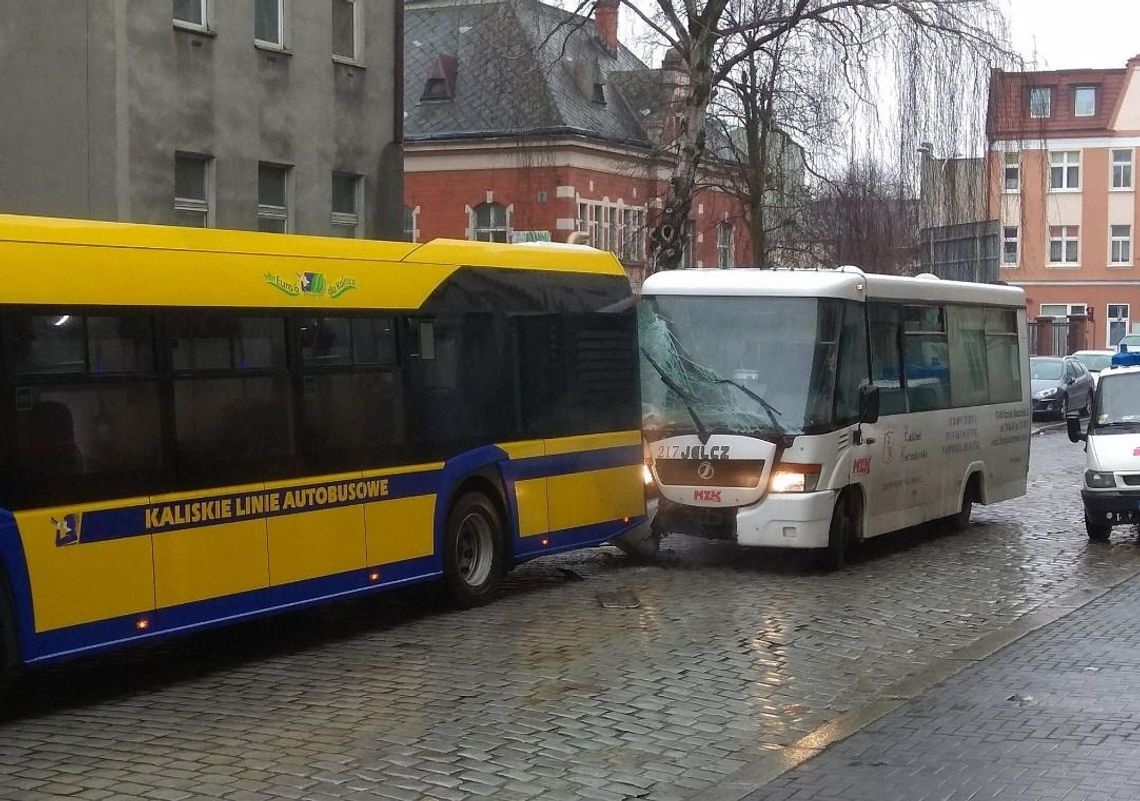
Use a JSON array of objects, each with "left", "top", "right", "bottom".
[{"left": 735, "top": 490, "right": 835, "bottom": 549}]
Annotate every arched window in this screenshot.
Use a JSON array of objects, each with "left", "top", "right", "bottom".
[
  {"left": 403, "top": 206, "right": 419, "bottom": 243},
  {"left": 473, "top": 202, "right": 508, "bottom": 243}
]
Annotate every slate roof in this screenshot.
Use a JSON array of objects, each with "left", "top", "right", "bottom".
[{"left": 404, "top": 0, "right": 656, "bottom": 146}]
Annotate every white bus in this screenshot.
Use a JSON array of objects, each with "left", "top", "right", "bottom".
[{"left": 639, "top": 268, "right": 1030, "bottom": 568}]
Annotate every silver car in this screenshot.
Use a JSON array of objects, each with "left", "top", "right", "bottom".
[
  {"left": 1031, "top": 356, "right": 1094, "bottom": 418},
  {"left": 1071, "top": 349, "right": 1115, "bottom": 388}
]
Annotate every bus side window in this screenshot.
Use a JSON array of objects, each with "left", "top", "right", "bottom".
[
  {"left": 902, "top": 305, "right": 950, "bottom": 413},
  {"left": 834, "top": 301, "right": 868, "bottom": 424},
  {"left": 868, "top": 304, "right": 906, "bottom": 416}
]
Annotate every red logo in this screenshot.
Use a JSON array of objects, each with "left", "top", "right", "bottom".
[
  {"left": 853, "top": 457, "right": 872, "bottom": 475},
  {"left": 693, "top": 489, "right": 722, "bottom": 503},
  {"left": 1134, "top": 447, "right": 1140, "bottom": 456}
]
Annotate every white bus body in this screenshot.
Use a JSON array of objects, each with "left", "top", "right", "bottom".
[{"left": 639, "top": 269, "right": 1030, "bottom": 564}]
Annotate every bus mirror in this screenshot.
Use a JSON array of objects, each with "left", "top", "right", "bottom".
[
  {"left": 1066, "top": 413, "right": 1086, "bottom": 443},
  {"left": 859, "top": 384, "right": 880, "bottom": 425}
]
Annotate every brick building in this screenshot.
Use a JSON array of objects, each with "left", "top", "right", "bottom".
[
  {"left": 403, "top": 0, "right": 753, "bottom": 289},
  {"left": 987, "top": 55, "right": 1140, "bottom": 349}
]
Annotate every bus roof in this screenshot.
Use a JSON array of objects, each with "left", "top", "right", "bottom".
[
  {"left": 0, "top": 214, "right": 626, "bottom": 310},
  {"left": 641, "top": 268, "right": 1026, "bottom": 308}
]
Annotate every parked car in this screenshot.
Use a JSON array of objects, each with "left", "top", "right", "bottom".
[
  {"left": 1119, "top": 333, "right": 1140, "bottom": 351},
  {"left": 1071, "top": 349, "right": 1115, "bottom": 387},
  {"left": 1067, "top": 364, "right": 1140, "bottom": 541},
  {"left": 1031, "top": 356, "right": 1094, "bottom": 418}
]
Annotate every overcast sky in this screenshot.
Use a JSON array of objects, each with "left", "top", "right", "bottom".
[
  {"left": 1004, "top": 0, "right": 1140, "bottom": 70},
  {"left": 600, "top": 0, "right": 1140, "bottom": 72}
]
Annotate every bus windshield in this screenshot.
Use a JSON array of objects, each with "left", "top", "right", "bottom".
[
  {"left": 639, "top": 295, "right": 857, "bottom": 438},
  {"left": 1094, "top": 371, "right": 1140, "bottom": 430}
]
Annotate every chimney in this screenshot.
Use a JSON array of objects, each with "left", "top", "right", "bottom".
[{"left": 594, "top": 0, "right": 619, "bottom": 55}]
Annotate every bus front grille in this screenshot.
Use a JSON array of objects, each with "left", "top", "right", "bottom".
[{"left": 655, "top": 459, "right": 765, "bottom": 488}]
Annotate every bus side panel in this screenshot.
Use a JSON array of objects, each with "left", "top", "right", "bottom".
[
  {"left": 0, "top": 511, "right": 38, "bottom": 661},
  {"left": 498, "top": 440, "right": 549, "bottom": 538},
  {"left": 150, "top": 484, "right": 269, "bottom": 609},
  {"left": 265, "top": 473, "right": 367, "bottom": 586},
  {"left": 365, "top": 465, "right": 446, "bottom": 567},
  {"left": 14, "top": 499, "right": 155, "bottom": 634},
  {"left": 542, "top": 431, "right": 645, "bottom": 543}
]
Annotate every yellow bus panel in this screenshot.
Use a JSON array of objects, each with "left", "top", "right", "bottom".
[
  {"left": 16, "top": 500, "right": 155, "bottom": 633},
  {"left": 150, "top": 483, "right": 270, "bottom": 609},
  {"left": 365, "top": 495, "right": 437, "bottom": 566},
  {"left": 547, "top": 465, "right": 646, "bottom": 532},
  {"left": 264, "top": 473, "right": 368, "bottom": 587}
]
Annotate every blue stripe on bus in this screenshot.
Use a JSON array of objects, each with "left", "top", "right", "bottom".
[
  {"left": 23, "top": 517, "right": 641, "bottom": 665},
  {"left": 25, "top": 555, "right": 443, "bottom": 665},
  {"left": 0, "top": 511, "right": 37, "bottom": 660},
  {"left": 512, "top": 444, "right": 642, "bottom": 480}
]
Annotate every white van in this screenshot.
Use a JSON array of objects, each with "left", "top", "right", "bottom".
[{"left": 1067, "top": 362, "right": 1140, "bottom": 540}]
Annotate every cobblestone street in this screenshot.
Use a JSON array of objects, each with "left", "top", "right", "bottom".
[{"left": 3, "top": 429, "right": 1139, "bottom": 801}]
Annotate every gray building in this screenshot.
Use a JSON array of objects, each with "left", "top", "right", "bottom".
[{"left": 0, "top": 1, "right": 403, "bottom": 240}]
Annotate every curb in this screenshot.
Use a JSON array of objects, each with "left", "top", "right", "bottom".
[
  {"left": 692, "top": 569, "right": 1140, "bottom": 801},
  {"left": 1032, "top": 421, "right": 1066, "bottom": 436}
]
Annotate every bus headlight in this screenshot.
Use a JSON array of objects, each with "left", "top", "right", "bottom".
[
  {"left": 770, "top": 464, "right": 822, "bottom": 493},
  {"left": 1086, "top": 470, "right": 1116, "bottom": 489}
]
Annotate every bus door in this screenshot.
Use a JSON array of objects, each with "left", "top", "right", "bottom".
[{"left": 860, "top": 304, "right": 908, "bottom": 535}]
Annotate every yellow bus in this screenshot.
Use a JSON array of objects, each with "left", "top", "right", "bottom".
[{"left": 0, "top": 215, "right": 646, "bottom": 676}]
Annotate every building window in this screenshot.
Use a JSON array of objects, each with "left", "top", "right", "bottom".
[
  {"left": 173, "top": 153, "right": 212, "bottom": 227},
  {"left": 1112, "top": 149, "right": 1133, "bottom": 189},
  {"left": 330, "top": 173, "right": 362, "bottom": 238},
  {"left": 255, "top": 0, "right": 284, "bottom": 46},
  {"left": 1049, "top": 151, "right": 1080, "bottom": 190},
  {"left": 717, "top": 222, "right": 734, "bottom": 268},
  {"left": 1074, "top": 86, "right": 1097, "bottom": 117},
  {"left": 1108, "top": 304, "right": 1130, "bottom": 346},
  {"left": 258, "top": 163, "right": 290, "bottom": 233},
  {"left": 1111, "top": 224, "right": 1132, "bottom": 265},
  {"left": 1003, "top": 152, "right": 1020, "bottom": 192},
  {"left": 174, "top": 0, "right": 207, "bottom": 29},
  {"left": 1048, "top": 225, "right": 1079, "bottom": 264},
  {"left": 473, "top": 202, "right": 508, "bottom": 242},
  {"left": 403, "top": 206, "right": 419, "bottom": 243},
  {"left": 1040, "top": 303, "right": 1086, "bottom": 321},
  {"left": 1002, "top": 226, "right": 1019, "bottom": 266},
  {"left": 332, "top": 0, "right": 361, "bottom": 62},
  {"left": 1029, "top": 86, "right": 1052, "bottom": 119},
  {"left": 576, "top": 200, "right": 646, "bottom": 262}
]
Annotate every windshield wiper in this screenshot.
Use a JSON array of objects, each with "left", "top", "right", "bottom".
[
  {"left": 641, "top": 349, "right": 711, "bottom": 444},
  {"left": 708, "top": 377, "right": 785, "bottom": 439}
]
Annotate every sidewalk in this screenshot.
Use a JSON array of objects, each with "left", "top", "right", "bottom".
[{"left": 747, "top": 573, "right": 1140, "bottom": 801}]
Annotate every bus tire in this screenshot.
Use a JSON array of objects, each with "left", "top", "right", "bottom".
[
  {"left": 0, "top": 574, "right": 19, "bottom": 691},
  {"left": 442, "top": 492, "right": 506, "bottom": 609},
  {"left": 819, "top": 491, "right": 857, "bottom": 572},
  {"left": 1086, "top": 519, "right": 1111, "bottom": 542},
  {"left": 949, "top": 474, "right": 980, "bottom": 532}
]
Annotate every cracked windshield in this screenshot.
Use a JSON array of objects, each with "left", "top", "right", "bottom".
[{"left": 640, "top": 295, "right": 862, "bottom": 438}]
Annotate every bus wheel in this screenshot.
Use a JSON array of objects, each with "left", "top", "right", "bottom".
[
  {"left": 443, "top": 492, "right": 505, "bottom": 608},
  {"left": 1086, "top": 519, "right": 1111, "bottom": 542},
  {"left": 819, "top": 492, "right": 856, "bottom": 572},
  {"left": 949, "top": 475, "right": 980, "bottom": 532}
]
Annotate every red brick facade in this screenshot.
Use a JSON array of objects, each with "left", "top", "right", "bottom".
[{"left": 405, "top": 144, "right": 753, "bottom": 290}]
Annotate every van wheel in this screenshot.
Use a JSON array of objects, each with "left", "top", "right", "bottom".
[
  {"left": 1086, "top": 519, "right": 1111, "bottom": 542},
  {"left": 819, "top": 492, "right": 857, "bottom": 572},
  {"left": 442, "top": 492, "right": 506, "bottom": 608},
  {"left": 949, "top": 475, "right": 979, "bottom": 532}
]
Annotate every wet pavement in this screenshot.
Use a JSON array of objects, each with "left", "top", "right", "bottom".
[{"left": 2, "top": 429, "right": 1139, "bottom": 801}]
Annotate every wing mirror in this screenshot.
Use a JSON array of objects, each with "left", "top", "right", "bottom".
[
  {"left": 1067, "top": 412, "right": 1087, "bottom": 443},
  {"left": 859, "top": 383, "right": 880, "bottom": 425}
]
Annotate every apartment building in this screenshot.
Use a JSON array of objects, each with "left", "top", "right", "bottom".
[
  {"left": 0, "top": 1, "right": 403, "bottom": 239},
  {"left": 987, "top": 55, "right": 1140, "bottom": 349}
]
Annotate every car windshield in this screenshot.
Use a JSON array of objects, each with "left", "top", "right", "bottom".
[
  {"left": 1031, "top": 359, "right": 1063, "bottom": 380},
  {"left": 1074, "top": 353, "right": 1112, "bottom": 373},
  {"left": 639, "top": 295, "right": 855, "bottom": 437},
  {"left": 1094, "top": 372, "right": 1140, "bottom": 428}
]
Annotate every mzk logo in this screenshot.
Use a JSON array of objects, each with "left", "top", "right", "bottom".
[
  {"left": 52, "top": 513, "right": 81, "bottom": 547},
  {"left": 264, "top": 271, "right": 358, "bottom": 299}
]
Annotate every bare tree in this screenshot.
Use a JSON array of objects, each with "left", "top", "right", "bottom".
[{"left": 555, "top": 0, "right": 1012, "bottom": 271}]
